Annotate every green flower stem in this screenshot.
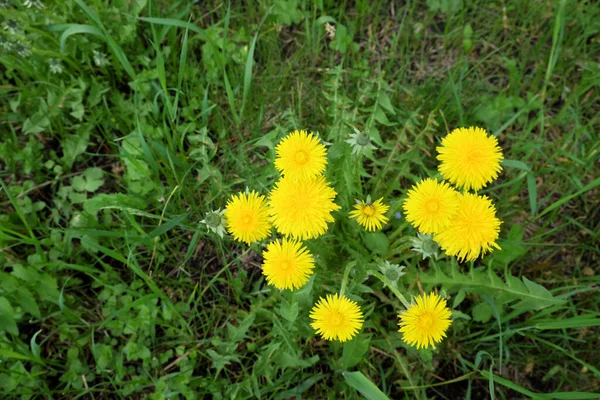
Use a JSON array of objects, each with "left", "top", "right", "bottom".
[
  {"left": 339, "top": 261, "right": 356, "bottom": 297},
  {"left": 371, "top": 271, "right": 411, "bottom": 309}
]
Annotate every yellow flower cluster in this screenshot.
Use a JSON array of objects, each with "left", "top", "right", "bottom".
[
  {"left": 224, "top": 130, "right": 339, "bottom": 291},
  {"left": 221, "top": 129, "right": 457, "bottom": 349},
  {"left": 403, "top": 126, "right": 503, "bottom": 262}
]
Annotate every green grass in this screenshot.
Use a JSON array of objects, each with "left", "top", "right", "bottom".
[{"left": 1, "top": 0, "right": 599, "bottom": 398}]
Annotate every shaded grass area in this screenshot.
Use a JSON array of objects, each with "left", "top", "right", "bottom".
[{"left": 1, "top": 0, "right": 599, "bottom": 398}]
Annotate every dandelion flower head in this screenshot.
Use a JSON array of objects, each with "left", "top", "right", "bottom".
[
  {"left": 434, "top": 192, "right": 502, "bottom": 262},
  {"left": 269, "top": 175, "right": 340, "bottom": 240},
  {"left": 349, "top": 197, "right": 390, "bottom": 232},
  {"left": 274, "top": 130, "right": 327, "bottom": 181},
  {"left": 310, "top": 294, "right": 364, "bottom": 342},
  {"left": 225, "top": 191, "right": 271, "bottom": 245},
  {"left": 437, "top": 127, "right": 503, "bottom": 191},
  {"left": 261, "top": 238, "right": 314, "bottom": 290},
  {"left": 398, "top": 292, "right": 452, "bottom": 349},
  {"left": 403, "top": 178, "right": 459, "bottom": 234}
]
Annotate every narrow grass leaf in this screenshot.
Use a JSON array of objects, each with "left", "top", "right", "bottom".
[
  {"left": 538, "top": 176, "right": 600, "bottom": 218},
  {"left": 240, "top": 6, "right": 273, "bottom": 117},
  {"left": 57, "top": 24, "right": 103, "bottom": 53},
  {"left": 535, "top": 317, "right": 600, "bottom": 330}
]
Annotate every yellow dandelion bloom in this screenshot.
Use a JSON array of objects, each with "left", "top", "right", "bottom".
[
  {"left": 403, "top": 178, "right": 459, "bottom": 234},
  {"left": 437, "top": 126, "right": 504, "bottom": 191},
  {"left": 269, "top": 175, "right": 340, "bottom": 240},
  {"left": 274, "top": 130, "right": 327, "bottom": 181},
  {"left": 434, "top": 192, "right": 502, "bottom": 262},
  {"left": 225, "top": 191, "right": 271, "bottom": 245},
  {"left": 310, "top": 294, "right": 364, "bottom": 342},
  {"left": 261, "top": 238, "right": 314, "bottom": 290},
  {"left": 398, "top": 292, "right": 452, "bottom": 349},
  {"left": 349, "top": 197, "right": 390, "bottom": 232}
]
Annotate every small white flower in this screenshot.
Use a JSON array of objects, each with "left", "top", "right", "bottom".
[
  {"left": 201, "top": 208, "right": 227, "bottom": 238},
  {"left": 48, "top": 58, "right": 64, "bottom": 74},
  {"left": 24, "top": 0, "right": 45, "bottom": 9},
  {"left": 345, "top": 127, "right": 377, "bottom": 155},
  {"left": 15, "top": 43, "right": 31, "bottom": 58},
  {"left": 3, "top": 19, "right": 20, "bottom": 35},
  {"left": 0, "top": 36, "right": 12, "bottom": 51},
  {"left": 93, "top": 50, "right": 109, "bottom": 67},
  {"left": 324, "top": 23, "right": 336, "bottom": 40}
]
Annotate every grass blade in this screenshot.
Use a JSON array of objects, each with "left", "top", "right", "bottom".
[{"left": 240, "top": 6, "right": 273, "bottom": 118}]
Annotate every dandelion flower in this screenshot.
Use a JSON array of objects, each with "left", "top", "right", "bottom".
[
  {"left": 437, "top": 127, "right": 504, "bottom": 191},
  {"left": 349, "top": 196, "right": 390, "bottom": 232},
  {"left": 310, "top": 294, "right": 364, "bottom": 342},
  {"left": 262, "top": 239, "right": 314, "bottom": 290},
  {"left": 269, "top": 175, "right": 340, "bottom": 240},
  {"left": 274, "top": 130, "right": 327, "bottom": 180},
  {"left": 225, "top": 191, "right": 271, "bottom": 244},
  {"left": 434, "top": 192, "right": 501, "bottom": 262},
  {"left": 398, "top": 292, "right": 452, "bottom": 349},
  {"left": 403, "top": 178, "right": 459, "bottom": 234}
]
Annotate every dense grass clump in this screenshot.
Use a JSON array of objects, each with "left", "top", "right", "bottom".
[{"left": 1, "top": 0, "right": 599, "bottom": 398}]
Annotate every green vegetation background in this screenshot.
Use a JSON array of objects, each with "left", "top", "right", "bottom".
[{"left": 1, "top": 0, "right": 599, "bottom": 398}]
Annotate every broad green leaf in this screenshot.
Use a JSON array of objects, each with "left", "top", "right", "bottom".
[
  {"left": 364, "top": 232, "right": 389, "bottom": 255},
  {"left": 343, "top": 371, "right": 390, "bottom": 400},
  {"left": 0, "top": 297, "right": 19, "bottom": 335},
  {"left": 472, "top": 302, "right": 493, "bottom": 323},
  {"left": 341, "top": 334, "right": 371, "bottom": 369}
]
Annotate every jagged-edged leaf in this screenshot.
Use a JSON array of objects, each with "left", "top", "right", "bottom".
[{"left": 414, "top": 263, "right": 564, "bottom": 312}]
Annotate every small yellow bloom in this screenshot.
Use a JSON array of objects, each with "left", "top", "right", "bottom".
[
  {"left": 437, "top": 126, "right": 504, "bottom": 191},
  {"left": 434, "top": 192, "right": 502, "bottom": 262},
  {"left": 269, "top": 175, "right": 340, "bottom": 240},
  {"left": 398, "top": 292, "right": 452, "bottom": 349},
  {"left": 261, "top": 239, "right": 314, "bottom": 290},
  {"left": 274, "top": 130, "right": 327, "bottom": 181},
  {"left": 310, "top": 294, "right": 364, "bottom": 342},
  {"left": 349, "top": 197, "right": 390, "bottom": 232},
  {"left": 225, "top": 191, "right": 271, "bottom": 244},
  {"left": 403, "top": 178, "right": 459, "bottom": 234}
]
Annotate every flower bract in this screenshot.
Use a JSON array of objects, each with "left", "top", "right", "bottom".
[
  {"left": 268, "top": 175, "right": 340, "bottom": 240},
  {"left": 349, "top": 197, "right": 390, "bottom": 232},
  {"left": 225, "top": 191, "right": 271, "bottom": 244},
  {"left": 310, "top": 294, "right": 364, "bottom": 342},
  {"left": 398, "top": 292, "right": 452, "bottom": 349},
  {"left": 437, "top": 126, "right": 504, "bottom": 191},
  {"left": 434, "top": 192, "right": 502, "bottom": 262},
  {"left": 274, "top": 130, "right": 327, "bottom": 181},
  {"left": 403, "top": 178, "right": 459, "bottom": 234},
  {"left": 261, "top": 238, "right": 314, "bottom": 290}
]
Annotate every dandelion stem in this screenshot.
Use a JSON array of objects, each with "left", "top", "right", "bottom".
[
  {"left": 372, "top": 271, "right": 411, "bottom": 308},
  {"left": 339, "top": 261, "right": 356, "bottom": 297}
]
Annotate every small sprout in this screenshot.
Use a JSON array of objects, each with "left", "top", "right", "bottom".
[
  {"left": 201, "top": 208, "right": 227, "bottom": 238},
  {"left": 345, "top": 127, "right": 377, "bottom": 156},
  {"left": 410, "top": 233, "right": 441, "bottom": 260}
]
